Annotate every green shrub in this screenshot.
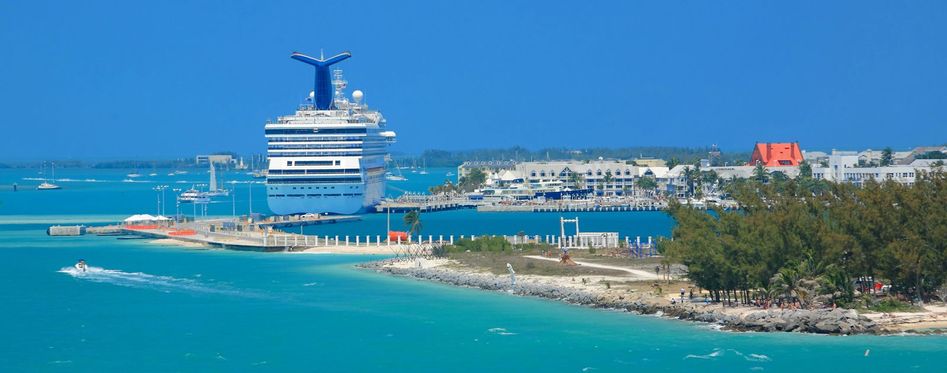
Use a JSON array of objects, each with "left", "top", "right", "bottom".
[{"left": 868, "top": 298, "right": 918, "bottom": 312}]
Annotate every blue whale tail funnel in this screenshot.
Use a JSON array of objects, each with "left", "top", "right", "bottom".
[{"left": 291, "top": 51, "right": 352, "bottom": 110}]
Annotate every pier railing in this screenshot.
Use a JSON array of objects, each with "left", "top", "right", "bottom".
[
  {"left": 127, "top": 220, "right": 660, "bottom": 257},
  {"left": 252, "top": 231, "right": 658, "bottom": 257}
]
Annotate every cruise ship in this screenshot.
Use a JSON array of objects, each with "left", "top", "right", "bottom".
[{"left": 265, "top": 51, "right": 396, "bottom": 215}]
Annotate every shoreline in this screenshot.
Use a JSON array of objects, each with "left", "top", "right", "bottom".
[
  {"left": 147, "top": 236, "right": 405, "bottom": 255},
  {"left": 358, "top": 258, "right": 947, "bottom": 335}
]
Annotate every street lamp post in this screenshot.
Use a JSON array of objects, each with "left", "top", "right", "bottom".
[{"left": 153, "top": 185, "right": 169, "bottom": 216}]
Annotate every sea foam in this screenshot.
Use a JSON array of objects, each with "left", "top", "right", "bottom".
[{"left": 58, "top": 266, "right": 261, "bottom": 298}]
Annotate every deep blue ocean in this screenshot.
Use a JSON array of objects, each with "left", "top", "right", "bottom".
[{"left": 1, "top": 167, "right": 945, "bottom": 371}]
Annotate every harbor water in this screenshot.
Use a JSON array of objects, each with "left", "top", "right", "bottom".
[{"left": 2, "top": 168, "right": 946, "bottom": 371}]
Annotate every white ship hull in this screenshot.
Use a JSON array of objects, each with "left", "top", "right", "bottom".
[{"left": 267, "top": 172, "right": 385, "bottom": 215}]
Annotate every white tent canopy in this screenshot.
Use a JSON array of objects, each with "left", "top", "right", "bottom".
[{"left": 123, "top": 214, "right": 169, "bottom": 223}]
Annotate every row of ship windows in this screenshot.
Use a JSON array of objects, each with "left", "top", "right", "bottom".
[
  {"left": 269, "top": 145, "right": 388, "bottom": 151},
  {"left": 266, "top": 177, "right": 363, "bottom": 184},
  {"left": 267, "top": 136, "right": 365, "bottom": 142},
  {"left": 268, "top": 144, "right": 364, "bottom": 150},
  {"left": 268, "top": 168, "right": 361, "bottom": 175},
  {"left": 265, "top": 128, "right": 368, "bottom": 135},
  {"left": 270, "top": 151, "right": 388, "bottom": 157},
  {"left": 268, "top": 186, "right": 360, "bottom": 190},
  {"left": 287, "top": 160, "right": 340, "bottom": 166},
  {"left": 269, "top": 193, "right": 363, "bottom": 198}
]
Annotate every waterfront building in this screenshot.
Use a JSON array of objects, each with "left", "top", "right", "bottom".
[
  {"left": 479, "top": 159, "right": 669, "bottom": 197},
  {"left": 632, "top": 158, "right": 667, "bottom": 168},
  {"left": 749, "top": 142, "right": 804, "bottom": 166},
  {"left": 664, "top": 165, "right": 802, "bottom": 198},
  {"left": 897, "top": 146, "right": 947, "bottom": 165},
  {"left": 195, "top": 154, "right": 235, "bottom": 166},
  {"left": 264, "top": 51, "right": 396, "bottom": 215},
  {"left": 812, "top": 153, "right": 938, "bottom": 186},
  {"left": 456, "top": 160, "right": 517, "bottom": 182}
]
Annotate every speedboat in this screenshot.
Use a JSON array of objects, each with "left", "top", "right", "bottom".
[
  {"left": 177, "top": 189, "right": 210, "bottom": 203},
  {"left": 385, "top": 173, "right": 407, "bottom": 181}
]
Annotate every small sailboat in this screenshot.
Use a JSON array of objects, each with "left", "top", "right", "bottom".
[
  {"left": 37, "top": 162, "right": 62, "bottom": 190},
  {"left": 37, "top": 181, "right": 61, "bottom": 190},
  {"left": 203, "top": 162, "right": 229, "bottom": 197},
  {"left": 384, "top": 155, "right": 407, "bottom": 181},
  {"left": 418, "top": 158, "right": 429, "bottom": 175}
]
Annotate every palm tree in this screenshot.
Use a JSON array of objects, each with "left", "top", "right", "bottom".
[
  {"left": 753, "top": 162, "right": 768, "bottom": 184},
  {"left": 682, "top": 166, "right": 699, "bottom": 198},
  {"left": 635, "top": 177, "right": 658, "bottom": 197},
  {"left": 568, "top": 172, "right": 585, "bottom": 189},
  {"left": 403, "top": 210, "right": 422, "bottom": 236},
  {"left": 602, "top": 170, "right": 614, "bottom": 194}
]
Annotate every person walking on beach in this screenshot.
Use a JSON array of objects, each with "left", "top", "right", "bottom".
[{"left": 680, "top": 288, "right": 686, "bottom": 303}]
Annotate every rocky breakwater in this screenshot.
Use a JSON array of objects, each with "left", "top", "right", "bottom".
[{"left": 360, "top": 259, "right": 880, "bottom": 335}]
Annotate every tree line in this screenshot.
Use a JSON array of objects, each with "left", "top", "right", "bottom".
[
  {"left": 402, "top": 146, "right": 748, "bottom": 168},
  {"left": 660, "top": 170, "right": 947, "bottom": 308}
]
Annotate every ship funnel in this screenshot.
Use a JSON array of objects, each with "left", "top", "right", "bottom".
[{"left": 291, "top": 51, "right": 352, "bottom": 110}]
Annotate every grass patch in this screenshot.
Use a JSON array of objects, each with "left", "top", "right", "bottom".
[
  {"left": 865, "top": 298, "right": 923, "bottom": 313},
  {"left": 446, "top": 251, "right": 628, "bottom": 277}
]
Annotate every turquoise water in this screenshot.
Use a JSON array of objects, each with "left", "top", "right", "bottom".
[
  {"left": 0, "top": 167, "right": 673, "bottom": 239},
  {"left": 2, "top": 169, "right": 946, "bottom": 371}
]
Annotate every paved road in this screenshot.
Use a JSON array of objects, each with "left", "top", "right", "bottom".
[{"left": 523, "top": 255, "right": 661, "bottom": 280}]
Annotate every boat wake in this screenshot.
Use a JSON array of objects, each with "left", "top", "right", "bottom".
[
  {"left": 58, "top": 266, "right": 262, "bottom": 298},
  {"left": 684, "top": 348, "right": 771, "bottom": 362}
]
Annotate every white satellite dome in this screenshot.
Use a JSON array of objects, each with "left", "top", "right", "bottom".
[
  {"left": 308, "top": 90, "right": 315, "bottom": 99},
  {"left": 352, "top": 90, "right": 363, "bottom": 102}
]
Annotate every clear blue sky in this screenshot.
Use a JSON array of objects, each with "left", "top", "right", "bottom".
[{"left": 1, "top": 0, "right": 945, "bottom": 160}]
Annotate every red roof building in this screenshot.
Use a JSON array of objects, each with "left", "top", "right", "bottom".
[{"left": 749, "top": 142, "right": 803, "bottom": 166}]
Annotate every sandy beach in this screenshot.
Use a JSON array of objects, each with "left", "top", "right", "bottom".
[
  {"left": 362, "top": 257, "right": 947, "bottom": 335},
  {"left": 149, "top": 238, "right": 206, "bottom": 248},
  {"left": 295, "top": 245, "right": 403, "bottom": 255}
]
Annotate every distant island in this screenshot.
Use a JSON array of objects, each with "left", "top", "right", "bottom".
[{"left": 396, "top": 146, "right": 749, "bottom": 168}]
